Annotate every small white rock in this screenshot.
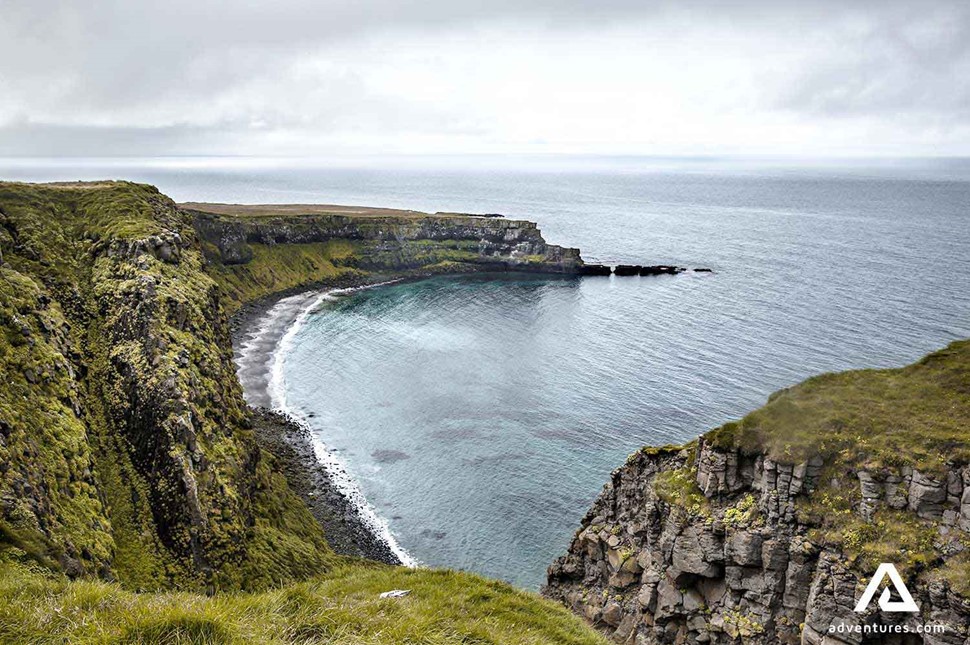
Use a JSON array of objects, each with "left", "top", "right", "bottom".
[{"left": 379, "top": 589, "right": 411, "bottom": 599}]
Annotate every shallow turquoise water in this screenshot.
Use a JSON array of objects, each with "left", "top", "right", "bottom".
[{"left": 6, "top": 157, "right": 970, "bottom": 588}]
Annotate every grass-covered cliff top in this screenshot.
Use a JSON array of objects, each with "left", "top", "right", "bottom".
[
  {"left": 707, "top": 339, "right": 970, "bottom": 472},
  {"left": 0, "top": 557, "right": 605, "bottom": 644},
  {"left": 663, "top": 339, "right": 970, "bottom": 588},
  {"left": 185, "top": 196, "right": 572, "bottom": 313},
  {"left": 1, "top": 180, "right": 172, "bottom": 241},
  {"left": 182, "top": 201, "right": 505, "bottom": 222}
]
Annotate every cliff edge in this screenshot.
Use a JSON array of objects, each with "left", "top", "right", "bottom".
[
  {"left": 546, "top": 341, "right": 970, "bottom": 644},
  {"left": 186, "top": 201, "right": 583, "bottom": 314},
  {"left": 0, "top": 181, "right": 336, "bottom": 591}
]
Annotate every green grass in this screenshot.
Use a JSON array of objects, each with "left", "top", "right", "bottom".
[
  {"left": 649, "top": 340, "right": 970, "bottom": 594},
  {"left": 0, "top": 262, "right": 114, "bottom": 577},
  {"left": 0, "top": 558, "right": 606, "bottom": 644},
  {"left": 799, "top": 491, "right": 937, "bottom": 578},
  {"left": 706, "top": 339, "right": 970, "bottom": 473},
  {"left": 204, "top": 236, "right": 485, "bottom": 315},
  {"left": 722, "top": 493, "right": 759, "bottom": 529},
  {"left": 207, "top": 241, "right": 361, "bottom": 314},
  {"left": 653, "top": 467, "right": 709, "bottom": 517},
  {"left": 0, "top": 181, "right": 170, "bottom": 252},
  {"left": 930, "top": 551, "right": 970, "bottom": 597}
]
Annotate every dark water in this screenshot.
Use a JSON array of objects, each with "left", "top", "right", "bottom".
[{"left": 5, "top": 156, "right": 970, "bottom": 588}]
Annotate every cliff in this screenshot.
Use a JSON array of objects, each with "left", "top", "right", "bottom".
[
  {"left": 545, "top": 341, "right": 970, "bottom": 643},
  {"left": 0, "top": 180, "right": 604, "bottom": 643},
  {"left": 185, "top": 202, "right": 584, "bottom": 313},
  {"left": 0, "top": 181, "right": 336, "bottom": 591}
]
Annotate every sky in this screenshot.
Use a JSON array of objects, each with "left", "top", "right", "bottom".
[{"left": 1, "top": 0, "right": 968, "bottom": 158}]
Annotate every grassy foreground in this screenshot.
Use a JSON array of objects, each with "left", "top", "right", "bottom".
[{"left": 0, "top": 556, "right": 605, "bottom": 644}]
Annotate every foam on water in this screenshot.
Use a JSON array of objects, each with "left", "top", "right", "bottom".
[
  {"left": 235, "top": 291, "right": 323, "bottom": 408},
  {"left": 246, "top": 283, "right": 417, "bottom": 568}
]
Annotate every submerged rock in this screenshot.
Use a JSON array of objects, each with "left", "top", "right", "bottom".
[{"left": 372, "top": 449, "right": 412, "bottom": 464}]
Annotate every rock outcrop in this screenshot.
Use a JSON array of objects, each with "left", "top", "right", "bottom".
[
  {"left": 640, "top": 266, "right": 688, "bottom": 276},
  {"left": 614, "top": 265, "right": 643, "bottom": 276},
  {"left": 0, "top": 182, "right": 341, "bottom": 590},
  {"left": 576, "top": 264, "right": 708, "bottom": 277},
  {"left": 546, "top": 435, "right": 970, "bottom": 644},
  {"left": 189, "top": 207, "right": 583, "bottom": 274},
  {"left": 580, "top": 264, "right": 614, "bottom": 276}
]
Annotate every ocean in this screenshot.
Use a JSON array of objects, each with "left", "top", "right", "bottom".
[{"left": 4, "top": 155, "right": 970, "bottom": 588}]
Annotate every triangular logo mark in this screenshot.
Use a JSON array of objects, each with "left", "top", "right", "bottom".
[{"left": 854, "top": 563, "right": 919, "bottom": 613}]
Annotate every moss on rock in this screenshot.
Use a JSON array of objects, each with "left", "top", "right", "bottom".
[{"left": 0, "top": 181, "right": 335, "bottom": 590}]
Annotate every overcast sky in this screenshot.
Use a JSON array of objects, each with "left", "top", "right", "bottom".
[{"left": 1, "top": 0, "right": 968, "bottom": 157}]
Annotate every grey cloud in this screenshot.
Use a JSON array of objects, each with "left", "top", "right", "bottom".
[
  {"left": 1, "top": 0, "right": 968, "bottom": 155},
  {"left": 0, "top": 67, "right": 482, "bottom": 156},
  {"left": 769, "top": 3, "right": 970, "bottom": 119},
  {"left": 0, "top": 122, "right": 224, "bottom": 157}
]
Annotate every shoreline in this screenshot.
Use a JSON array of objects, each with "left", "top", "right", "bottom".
[
  {"left": 231, "top": 267, "right": 486, "bottom": 407},
  {"left": 231, "top": 266, "right": 566, "bottom": 566},
  {"left": 230, "top": 264, "right": 702, "bottom": 570},
  {"left": 233, "top": 273, "right": 419, "bottom": 566},
  {"left": 229, "top": 267, "right": 552, "bottom": 566},
  {"left": 250, "top": 408, "right": 406, "bottom": 564}
]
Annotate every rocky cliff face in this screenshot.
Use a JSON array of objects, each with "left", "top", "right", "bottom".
[
  {"left": 0, "top": 182, "right": 335, "bottom": 590},
  {"left": 546, "top": 343, "right": 970, "bottom": 644},
  {"left": 191, "top": 208, "right": 583, "bottom": 273}
]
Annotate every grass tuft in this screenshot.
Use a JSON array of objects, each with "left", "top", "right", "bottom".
[{"left": 0, "top": 560, "right": 606, "bottom": 644}]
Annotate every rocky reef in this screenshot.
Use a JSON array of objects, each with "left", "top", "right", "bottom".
[
  {"left": 546, "top": 341, "right": 970, "bottom": 644},
  {"left": 581, "top": 264, "right": 712, "bottom": 277}
]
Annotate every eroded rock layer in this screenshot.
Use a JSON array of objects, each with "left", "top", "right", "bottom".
[{"left": 546, "top": 342, "right": 970, "bottom": 644}]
